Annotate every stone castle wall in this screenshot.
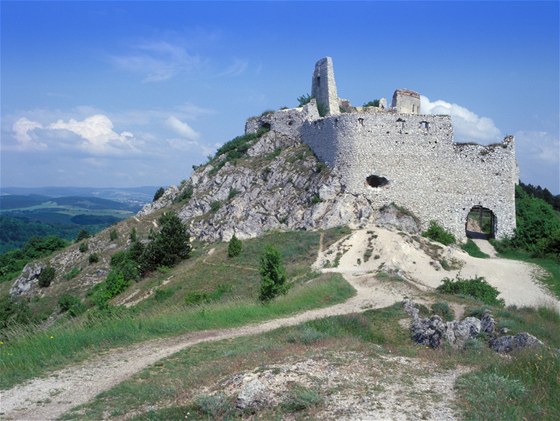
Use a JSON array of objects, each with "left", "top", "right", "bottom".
[
  {"left": 300, "top": 112, "right": 516, "bottom": 241},
  {"left": 245, "top": 57, "right": 517, "bottom": 242}
]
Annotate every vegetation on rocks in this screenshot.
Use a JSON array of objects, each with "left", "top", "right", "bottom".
[
  {"left": 421, "top": 220, "right": 456, "bottom": 245},
  {"left": 437, "top": 275, "right": 504, "bottom": 306}
]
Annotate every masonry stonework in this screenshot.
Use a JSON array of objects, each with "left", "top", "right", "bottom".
[
  {"left": 246, "top": 57, "right": 517, "bottom": 242},
  {"left": 311, "top": 57, "right": 339, "bottom": 116}
]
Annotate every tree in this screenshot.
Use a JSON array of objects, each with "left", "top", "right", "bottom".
[
  {"left": 259, "top": 245, "right": 289, "bottom": 302},
  {"left": 153, "top": 187, "right": 165, "bottom": 202},
  {"left": 140, "top": 211, "right": 191, "bottom": 272},
  {"left": 228, "top": 234, "right": 242, "bottom": 258},
  {"left": 75, "top": 229, "right": 90, "bottom": 242},
  {"left": 38, "top": 266, "right": 55, "bottom": 288}
]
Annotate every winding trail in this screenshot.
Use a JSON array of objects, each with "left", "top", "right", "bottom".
[{"left": 2, "top": 227, "right": 558, "bottom": 420}]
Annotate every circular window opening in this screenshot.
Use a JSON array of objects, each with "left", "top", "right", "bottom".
[{"left": 366, "top": 175, "right": 389, "bottom": 188}]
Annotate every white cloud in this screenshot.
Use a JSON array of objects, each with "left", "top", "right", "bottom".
[
  {"left": 49, "top": 114, "right": 135, "bottom": 154},
  {"left": 111, "top": 41, "right": 203, "bottom": 83},
  {"left": 420, "top": 96, "right": 502, "bottom": 143},
  {"left": 219, "top": 59, "right": 249, "bottom": 77},
  {"left": 165, "top": 116, "right": 200, "bottom": 141},
  {"left": 12, "top": 118, "right": 46, "bottom": 150}
]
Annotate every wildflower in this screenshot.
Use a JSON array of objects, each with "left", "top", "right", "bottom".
[{"left": 50, "top": 336, "right": 54, "bottom": 339}]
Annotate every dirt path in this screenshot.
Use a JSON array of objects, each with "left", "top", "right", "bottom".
[
  {"left": 2, "top": 227, "right": 558, "bottom": 420},
  {"left": 1, "top": 273, "right": 411, "bottom": 420}
]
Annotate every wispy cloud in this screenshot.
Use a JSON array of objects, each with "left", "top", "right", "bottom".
[
  {"left": 111, "top": 41, "right": 204, "bottom": 82},
  {"left": 165, "top": 116, "right": 200, "bottom": 141},
  {"left": 420, "top": 96, "right": 502, "bottom": 143},
  {"left": 218, "top": 59, "right": 249, "bottom": 77}
]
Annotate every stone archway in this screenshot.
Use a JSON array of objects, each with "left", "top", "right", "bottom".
[{"left": 465, "top": 206, "right": 496, "bottom": 239}]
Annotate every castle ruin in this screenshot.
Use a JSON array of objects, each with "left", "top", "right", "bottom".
[{"left": 246, "top": 57, "right": 517, "bottom": 242}]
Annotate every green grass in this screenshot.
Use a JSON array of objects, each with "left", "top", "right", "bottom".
[
  {"left": 57, "top": 301, "right": 560, "bottom": 421},
  {"left": 461, "top": 239, "right": 490, "bottom": 258},
  {"left": 0, "top": 273, "right": 354, "bottom": 390}
]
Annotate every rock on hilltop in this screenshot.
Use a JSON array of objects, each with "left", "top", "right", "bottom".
[{"left": 139, "top": 125, "right": 387, "bottom": 242}]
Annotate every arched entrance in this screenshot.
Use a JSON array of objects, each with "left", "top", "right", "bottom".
[{"left": 465, "top": 206, "right": 496, "bottom": 239}]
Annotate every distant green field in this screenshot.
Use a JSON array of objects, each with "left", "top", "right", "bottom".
[{"left": 0, "top": 195, "right": 143, "bottom": 253}]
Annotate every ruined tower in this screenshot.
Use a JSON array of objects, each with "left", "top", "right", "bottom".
[
  {"left": 391, "top": 89, "right": 421, "bottom": 114},
  {"left": 311, "top": 57, "right": 339, "bottom": 116}
]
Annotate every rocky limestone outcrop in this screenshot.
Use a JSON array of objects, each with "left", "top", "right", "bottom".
[
  {"left": 374, "top": 203, "right": 421, "bottom": 234},
  {"left": 137, "top": 129, "right": 381, "bottom": 242},
  {"left": 137, "top": 185, "right": 179, "bottom": 217},
  {"left": 404, "top": 300, "right": 544, "bottom": 353},
  {"left": 10, "top": 262, "right": 45, "bottom": 296}
]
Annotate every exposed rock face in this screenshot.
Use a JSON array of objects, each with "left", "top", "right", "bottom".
[
  {"left": 374, "top": 203, "right": 421, "bottom": 234},
  {"left": 140, "top": 129, "right": 380, "bottom": 242},
  {"left": 9, "top": 262, "right": 45, "bottom": 296},
  {"left": 236, "top": 379, "right": 270, "bottom": 410},
  {"left": 489, "top": 333, "right": 543, "bottom": 353},
  {"left": 137, "top": 185, "right": 179, "bottom": 217}
]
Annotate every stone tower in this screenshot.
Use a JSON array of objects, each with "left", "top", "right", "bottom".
[
  {"left": 311, "top": 57, "right": 339, "bottom": 116},
  {"left": 391, "top": 89, "right": 421, "bottom": 114}
]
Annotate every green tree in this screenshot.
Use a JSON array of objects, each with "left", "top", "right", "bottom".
[
  {"left": 228, "top": 234, "right": 243, "bottom": 258},
  {"left": 140, "top": 212, "right": 191, "bottom": 272},
  {"left": 38, "top": 266, "right": 55, "bottom": 288},
  {"left": 259, "top": 245, "right": 289, "bottom": 302},
  {"left": 75, "top": 229, "right": 90, "bottom": 242},
  {"left": 153, "top": 187, "right": 165, "bottom": 202}
]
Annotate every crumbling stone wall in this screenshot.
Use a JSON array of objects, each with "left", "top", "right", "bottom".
[
  {"left": 311, "top": 57, "right": 339, "bottom": 116},
  {"left": 300, "top": 112, "right": 516, "bottom": 241},
  {"left": 244, "top": 57, "right": 517, "bottom": 241}
]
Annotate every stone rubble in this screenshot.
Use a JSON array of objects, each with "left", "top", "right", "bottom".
[{"left": 403, "top": 299, "right": 544, "bottom": 353}]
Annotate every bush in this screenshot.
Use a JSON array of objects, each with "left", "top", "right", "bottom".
[
  {"left": 297, "top": 93, "right": 312, "bottom": 107},
  {"left": 153, "top": 187, "right": 165, "bottom": 202},
  {"left": 422, "top": 221, "right": 456, "bottom": 245},
  {"left": 79, "top": 242, "right": 88, "bottom": 253},
  {"left": 209, "top": 201, "right": 221, "bottom": 213},
  {"left": 281, "top": 384, "right": 322, "bottom": 412},
  {"left": 63, "top": 267, "right": 81, "bottom": 280},
  {"left": 88, "top": 253, "right": 99, "bottom": 264},
  {"left": 0, "top": 296, "right": 32, "bottom": 328},
  {"left": 317, "top": 102, "right": 328, "bottom": 117},
  {"left": 109, "top": 229, "right": 118, "bottom": 241},
  {"left": 228, "top": 234, "right": 242, "bottom": 258},
  {"left": 431, "top": 301, "right": 455, "bottom": 321},
  {"left": 175, "top": 185, "right": 194, "bottom": 203},
  {"left": 75, "top": 229, "right": 90, "bottom": 242},
  {"left": 437, "top": 275, "right": 504, "bottom": 306},
  {"left": 38, "top": 266, "right": 55, "bottom": 288},
  {"left": 259, "top": 245, "right": 289, "bottom": 302},
  {"left": 58, "top": 294, "right": 85, "bottom": 317},
  {"left": 363, "top": 99, "right": 380, "bottom": 107},
  {"left": 105, "top": 270, "right": 131, "bottom": 297}
]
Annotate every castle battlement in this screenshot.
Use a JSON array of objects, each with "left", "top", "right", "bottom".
[{"left": 245, "top": 57, "right": 517, "bottom": 241}]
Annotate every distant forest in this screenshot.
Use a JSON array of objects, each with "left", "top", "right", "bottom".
[{"left": 518, "top": 181, "right": 560, "bottom": 211}]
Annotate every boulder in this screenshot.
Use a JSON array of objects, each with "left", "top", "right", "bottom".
[
  {"left": 9, "top": 262, "right": 45, "bottom": 297},
  {"left": 236, "top": 379, "right": 269, "bottom": 410},
  {"left": 489, "top": 333, "right": 544, "bottom": 353}
]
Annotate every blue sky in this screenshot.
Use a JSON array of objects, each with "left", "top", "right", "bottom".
[{"left": 1, "top": 1, "right": 559, "bottom": 193}]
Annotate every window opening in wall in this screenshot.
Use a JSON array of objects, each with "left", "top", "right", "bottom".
[
  {"left": 420, "top": 121, "right": 430, "bottom": 130},
  {"left": 366, "top": 175, "right": 390, "bottom": 188},
  {"left": 465, "top": 206, "right": 496, "bottom": 239},
  {"left": 316, "top": 76, "right": 320, "bottom": 88}
]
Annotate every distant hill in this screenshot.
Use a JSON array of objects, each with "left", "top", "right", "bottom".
[{"left": 0, "top": 187, "right": 159, "bottom": 253}]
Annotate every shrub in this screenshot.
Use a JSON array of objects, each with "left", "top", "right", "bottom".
[
  {"left": 58, "top": 294, "right": 85, "bottom": 317},
  {"left": 259, "top": 245, "right": 289, "bottom": 302},
  {"left": 153, "top": 187, "right": 165, "bottom": 202},
  {"left": 109, "top": 229, "right": 118, "bottom": 241},
  {"left": 461, "top": 239, "right": 490, "bottom": 258},
  {"left": 129, "top": 227, "right": 137, "bottom": 242},
  {"left": 437, "top": 275, "right": 504, "bottom": 306},
  {"left": 363, "top": 99, "right": 380, "bottom": 107},
  {"left": 317, "top": 102, "right": 328, "bottom": 117},
  {"left": 75, "top": 229, "right": 90, "bottom": 242},
  {"left": 79, "top": 242, "right": 88, "bottom": 253},
  {"left": 431, "top": 301, "right": 455, "bottom": 321},
  {"left": 210, "top": 201, "right": 221, "bottom": 213},
  {"left": 38, "top": 266, "right": 55, "bottom": 288},
  {"left": 0, "top": 296, "right": 32, "bottom": 328},
  {"left": 297, "top": 93, "right": 312, "bottom": 107},
  {"left": 228, "top": 234, "right": 243, "bottom": 258},
  {"left": 193, "top": 393, "right": 232, "bottom": 418},
  {"left": 63, "top": 267, "right": 81, "bottom": 280},
  {"left": 105, "top": 270, "right": 131, "bottom": 297},
  {"left": 88, "top": 253, "right": 99, "bottom": 264},
  {"left": 175, "top": 185, "right": 194, "bottom": 203},
  {"left": 227, "top": 188, "right": 240, "bottom": 200},
  {"left": 281, "top": 384, "right": 322, "bottom": 412},
  {"left": 422, "top": 221, "right": 456, "bottom": 245}
]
